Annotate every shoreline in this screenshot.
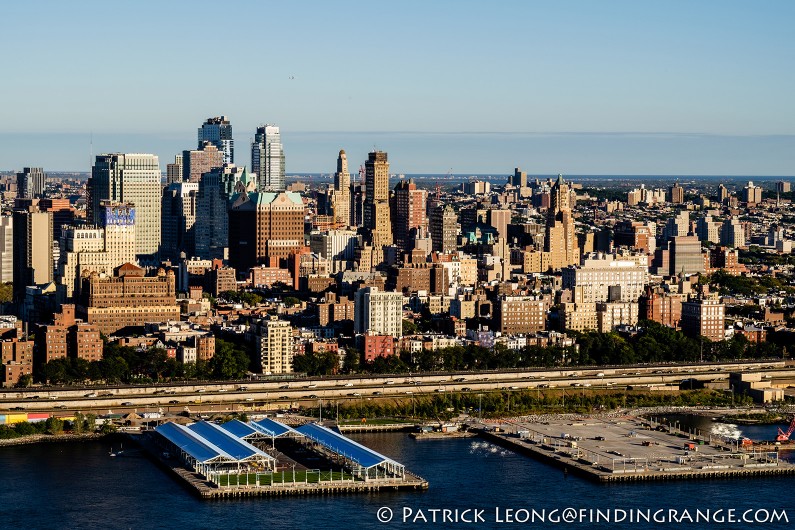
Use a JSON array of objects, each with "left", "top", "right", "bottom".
[{"left": 0, "top": 432, "right": 110, "bottom": 448}]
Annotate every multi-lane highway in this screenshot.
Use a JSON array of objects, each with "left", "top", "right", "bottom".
[{"left": 2, "top": 360, "right": 793, "bottom": 414}]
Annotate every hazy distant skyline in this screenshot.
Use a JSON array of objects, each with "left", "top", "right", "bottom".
[{"left": 3, "top": 1, "right": 795, "bottom": 174}]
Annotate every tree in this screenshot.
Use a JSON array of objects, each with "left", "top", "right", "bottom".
[
  {"left": 402, "top": 319, "right": 419, "bottom": 336},
  {"left": 210, "top": 339, "right": 250, "bottom": 379},
  {"left": 283, "top": 296, "right": 300, "bottom": 308},
  {"left": 342, "top": 348, "right": 360, "bottom": 374},
  {"left": 73, "top": 412, "right": 85, "bottom": 434},
  {"left": 85, "top": 414, "right": 97, "bottom": 432},
  {"left": 45, "top": 416, "right": 64, "bottom": 435},
  {"left": 15, "top": 374, "right": 32, "bottom": 388}
]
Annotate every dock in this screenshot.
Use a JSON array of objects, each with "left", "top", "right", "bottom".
[
  {"left": 478, "top": 416, "right": 795, "bottom": 483},
  {"left": 130, "top": 428, "right": 428, "bottom": 499}
]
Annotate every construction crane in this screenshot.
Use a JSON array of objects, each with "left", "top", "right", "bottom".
[{"left": 776, "top": 416, "right": 795, "bottom": 442}]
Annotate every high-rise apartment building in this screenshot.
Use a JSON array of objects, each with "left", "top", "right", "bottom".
[
  {"left": 663, "top": 210, "right": 690, "bottom": 240},
  {"left": 354, "top": 286, "right": 403, "bottom": 338},
  {"left": 512, "top": 167, "right": 527, "bottom": 188},
  {"left": 89, "top": 154, "right": 161, "bottom": 264},
  {"left": 251, "top": 316, "right": 294, "bottom": 374},
  {"left": 696, "top": 215, "right": 721, "bottom": 245},
  {"left": 12, "top": 207, "right": 53, "bottom": 305},
  {"left": 182, "top": 143, "right": 224, "bottom": 183},
  {"left": 743, "top": 181, "right": 763, "bottom": 205},
  {"left": 364, "top": 151, "right": 392, "bottom": 246},
  {"left": 160, "top": 182, "right": 199, "bottom": 261},
  {"left": 0, "top": 215, "right": 12, "bottom": 283},
  {"left": 16, "top": 167, "right": 46, "bottom": 199},
  {"left": 669, "top": 235, "right": 705, "bottom": 276},
  {"left": 251, "top": 125, "right": 285, "bottom": 191},
  {"left": 430, "top": 204, "right": 458, "bottom": 254},
  {"left": 669, "top": 182, "right": 684, "bottom": 204},
  {"left": 495, "top": 296, "right": 548, "bottom": 334},
  {"left": 720, "top": 218, "right": 746, "bottom": 248},
  {"left": 718, "top": 184, "right": 729, "bottom": 203},
  {"left": 681, "top": 292, "right": 725, "bottom": 342},
  {"left": 613, "top": 220, "right": 654, "bottom": 253},
  {"left": 195, "top": 164, "right": 252, "bottom": 260},
  {"left": 544, "top": 175, "right": 579, "bottom": 270},
  {"left": 198, "top": 116, "right": 234, "bottom": 164},
  {"left": 228, "top": 191, "right": 304, "bottom": 271},
  {"left": 562, "top": 253, "right": 648, "bottom": 304},
  {"left": 393, "top": 179, "right": 427, "bottom": 253},
  {"left": 166, "top": 155, "right": 183, "bottom": 185}
]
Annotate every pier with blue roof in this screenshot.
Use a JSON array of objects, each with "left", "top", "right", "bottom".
[{"left": 152, "top": 418, "right": 426, "bottom": 498}]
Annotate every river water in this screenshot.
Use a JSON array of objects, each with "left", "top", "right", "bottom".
[{"left": 1, "top": 418, "right": 792, "bottom": 529}]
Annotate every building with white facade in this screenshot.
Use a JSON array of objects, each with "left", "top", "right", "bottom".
[
  {"left": 89, "top": 154, "right": 161, "bottom": 264},
  {"left": 354, "top": 286, "right": 404, "bottom": 338},
  {"left": 562, "top": 252, "right": 648, "bottom": 304}
]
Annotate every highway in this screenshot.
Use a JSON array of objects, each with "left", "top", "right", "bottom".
[{"left": 1, "top": 360, "right": 792, "bottom": 414}]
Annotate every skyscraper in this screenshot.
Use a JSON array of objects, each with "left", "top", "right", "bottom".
[
  {"left": 393, "top": 179, "right": 427, "bottom": 253},
  {"left": 544, "top": 175, "right": 578, "bottom": 270},
  {"left": 198, "top": 116, "right": 234, "bottom": 164},
  {"left": 182, "top": 142, "right": 224, "bottom": 183},
  {"left": 430, "top": 204, "right": 458, "bottom": 254},
  {"left": 16, "top": 167, "right": 46, "bottom": 199},
  {"left": 364, "top": 151, "right": 392, "bottom": 246},
  {"left": 0, "top": 215, "right": 13, "bottom": 283},
  {"left": 251, "top": 125, "right": 285, "bottom": 191},
  {"left": 89, "top": 154, "right": 161, "bottom": 264},
  {"left": 195, "top": 164, "right": 253, "bottom": 260},
  {"left": 160, "top": 182, "right": 199, "bottom": 261},
  {"left": 13, "top": 206, "right": 53, "bottom": 304},
  {"left": 228, "top": 190, "right": 304, "bottom": 271},
  {"left": 332, "top": 150, "right": 351, "bottom": 227}
]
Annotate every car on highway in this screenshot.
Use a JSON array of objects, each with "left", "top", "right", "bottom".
[
  {"left": 85, "top": 392, "right": 97, "bottom": 398},
  {"left": 372, "top": 391, "right": 382, "bottom": 395},
  {"left": 279, "top": 396, "right": 290, "bottom": 400},
  {"left": 121, "top": 402, "right": 134, "bottom": 406},
  {"left": 308, "top": 394, "right": 318, "bottom": 399},
  {"left": 168, "top": 400, "right": 179, "bottom": 404}
]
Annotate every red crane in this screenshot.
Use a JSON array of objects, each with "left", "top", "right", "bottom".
[{"left": 776, "top": 416, "right": 795, "bottom": 442}]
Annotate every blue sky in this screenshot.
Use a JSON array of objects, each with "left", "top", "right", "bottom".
[{"left": 2, "top": 0, "right": 794, "bottom": 174}]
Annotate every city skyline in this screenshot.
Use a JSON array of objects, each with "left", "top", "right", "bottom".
[{"left": 3, "top": 1, "right": 795, "bottom": 174}]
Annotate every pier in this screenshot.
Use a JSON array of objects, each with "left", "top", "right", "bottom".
[
  {"left": 479, "top": 416, "right": 795, "bottom": 483},
  {"left": 131, "top": 419, "right": 428, "bottom": 499}
]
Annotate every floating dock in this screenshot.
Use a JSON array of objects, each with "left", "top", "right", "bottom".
[{"left": 479, "top": 416, "right": 795, "bottom": 483}]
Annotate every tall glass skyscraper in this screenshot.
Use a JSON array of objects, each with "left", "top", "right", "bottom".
[
  {"left": 198, "top": 116, "right": 234, "bottom": 164},
  {"left": 251, "top": 125, "right": 285, "bottom": 191}
]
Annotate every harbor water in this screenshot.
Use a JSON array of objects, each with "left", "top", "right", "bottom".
[{"left": 0, "top": 420, "right": 793, "bottom": 529}]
